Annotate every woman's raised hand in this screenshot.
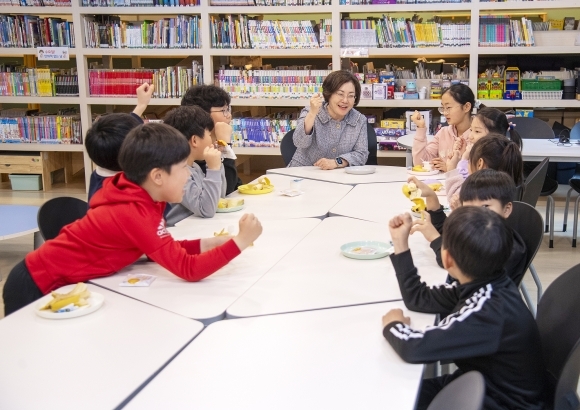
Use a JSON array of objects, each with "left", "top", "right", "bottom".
[{"left": 309, "top": 93, "right": 324, "bottom": 116}]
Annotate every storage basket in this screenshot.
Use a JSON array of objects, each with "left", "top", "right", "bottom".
[{"left": 521, "top": 91, "right": 563, "bottom": 100}]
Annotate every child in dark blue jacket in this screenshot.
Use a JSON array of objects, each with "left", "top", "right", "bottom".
[{"left": 382, "top": 207, "right": 546, "bottom": 410}]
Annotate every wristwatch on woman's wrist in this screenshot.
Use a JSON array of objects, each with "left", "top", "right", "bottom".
[{"left": 335, "top": 157, "right": 344, "bottom": 168}]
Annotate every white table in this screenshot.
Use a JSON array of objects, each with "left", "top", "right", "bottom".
[
  {"left": 175, "top": 174, "right": 352, "bottom": 226},
  {"left": 125, "top": 302, "right": 435, "bottom": 410},
  {"left": 521, "top": 139, "right": 580, "bottom": 162},
  {"left": 91, "top": 218, "right": 321, "bottom": 324},
  {"left": 0, "top": 284, "right": 203, "bottom": 410},
  {"left": 267, "top": 165, "right": 439, "bottom": 184},
  {"left": 330, "top": 182, "right": 448, "bottom": 225},
  {"left": 399, "top": 135, "right": 580, "bottom": 163},
  {"left": 227, "top": 217, "right": 448, "bottom": 318}
]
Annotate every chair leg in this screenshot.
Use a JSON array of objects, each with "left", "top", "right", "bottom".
[
  {"left": 529, "top": 263, "right": 543, "bottom": 302},
  {"left": 563, "top": 188, "right": 574, "bottom": 232},
  {"left": 545, "top": 196, "right": 550, "bottom": 233},
  {"left": 520, "top": 282, "right": 537, "bottom": 318},
  {"left": 573, "top": 195, "right": 580, "bottom": 247},
  {"left": 548, "top": 196, "right": 555, "bottom": 248}
]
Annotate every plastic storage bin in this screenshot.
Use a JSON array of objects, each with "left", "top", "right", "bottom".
[
  {"left": 9, "top": 174, "right": 43, "bottom": 190},
  {"left": 521, "top": 79, "right": 562, "bottom": 91},
  {"left": 521, "top": 91, "right": 564, "bottom": 100}
]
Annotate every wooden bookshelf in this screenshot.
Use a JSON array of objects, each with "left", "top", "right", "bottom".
[{"left": 0, "top": 0, "right": 578, "bottom": 191}]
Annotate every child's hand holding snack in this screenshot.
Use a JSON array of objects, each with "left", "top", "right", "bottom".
[
  {"left": 204, "top": 146, "right": 222, "bottom": 171},
  {"left": 214, "top": 122, "right": 232, "bottom": 147},
  {"left": 233, "top": 214, "right": 263, "bottom": 250},
  {"left": 410, "top": 211, "right": 441, "bottom": 243},
  {"left": 406, "top": 176, "right": 441, "bottom": 211}
]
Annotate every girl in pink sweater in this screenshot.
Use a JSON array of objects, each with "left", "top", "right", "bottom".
[
  {"left": 411, "top": 84, "right": 474, "bottom": 171},
  {"left": 447, "top": 134, "right": 523, "bottom": 209}
]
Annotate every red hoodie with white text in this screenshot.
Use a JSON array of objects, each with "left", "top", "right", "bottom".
[{"left": 26, "top": 173, "right": 241, "bottom": 294}]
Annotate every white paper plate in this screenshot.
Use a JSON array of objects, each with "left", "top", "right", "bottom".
[
  {"left": 35, "top": 292, "right": 104, "bottom": 320},
  {"left": 407, "top": 169, "right": 440, "bottom": 176},
  {"left": 345, "top": 166, "right": 376, "bottom": 175}
]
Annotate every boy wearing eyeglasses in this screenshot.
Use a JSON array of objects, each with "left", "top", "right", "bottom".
[
  {"left": 163, "top": 106, "right": 227, "bottom": 225},
  {"left": 181, "top": 85, "right": 242, "bottom": 195}
]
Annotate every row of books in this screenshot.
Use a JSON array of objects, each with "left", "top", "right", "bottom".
[
  {"left": 0, "top": 0, "right": 71, "bottom": 5},
  {"left": 0, "top": 115, "right": 82, "bottom": 144},
  {"left": 0, "top": 69, "right": 78, "bottom": 97},
  {"left": 341, "top": 18, "right": 470, "bottom": 48},
  {"left": 88, "top": 66, "right": 202, "bottom": 97},
  {"left": 83, "top": 15, "right": 201, "bottom": 49},
  {"left": 210, "top": 0, "right": 330, "bottom": 4},
  {"left": 0, "top": 15, "right": 75, "bottom": 48},
  {"left": 82, "top": 0, "right": 199, "bottom": 5},
  {"left": 479, "top": 16, "right": 535, "bottom": 47},
  {"left": 210, "top": 16, "right": 327, "bottom": 49},
  {"left": 231, "top": 117, "right": 297, "bottom": 147},
  {"left": 218, "top": 69, "right": 331, "bottom": 99}
]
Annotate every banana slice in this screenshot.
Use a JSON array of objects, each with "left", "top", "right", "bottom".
[{"left": 217, "top": 139, "right": 228, "bottom": 147}]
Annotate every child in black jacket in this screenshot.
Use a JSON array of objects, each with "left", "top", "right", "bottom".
[
  {"left": 382, "top": 206, "right": 546, "bottom": 410},
  {"left": 410, "top": 169, "right": 527, "bottom": 285}
]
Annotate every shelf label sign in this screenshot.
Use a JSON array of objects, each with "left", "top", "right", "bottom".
[
  {"left": 340, "top": 48, "right": 369, "bottom": 57},
  {"left": 37, "top": 47, "right": 70, "bottom": 61}
]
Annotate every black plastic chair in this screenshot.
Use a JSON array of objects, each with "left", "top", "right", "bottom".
[
  {"left": 522, "top": 157, "right": 550, "bottom": 208},
  {"left": 506, "top": 201, "right": 545, "bottom": 315},
  {"left": 562, "top": 163, "right": 580, "bottom": 247},
  {"left": 536, "top": 263, "right": 580, "bottom": 403},
  {"left": 521, "top": 158, "right": 559, "bottom": 248},
  {"left": 366, "top": 123, "right": 378, "bottom": 166},
  {"left": 37, "top": 196, "right": 88, "bottom": 241},
  {"left": 510, "top": 117, "right": 555, "bottom": 140},
  {"left": 426, "top": 371, "right": 485, "bottom": 410},
  {"left": 554, "top": 338, "right": 580, "bottom": 410},
  {"left": 280, "top": 124, "right": 378, "bottom": 166},
  {"left": 280, "top": 129, "right": 297, "bottom": 166}
]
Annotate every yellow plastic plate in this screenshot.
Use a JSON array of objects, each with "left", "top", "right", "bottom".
[{"left": 238, "top": 185, "right": 275, "bottom": 195}]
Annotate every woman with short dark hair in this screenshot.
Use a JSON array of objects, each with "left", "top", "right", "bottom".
[{"left": 288, "top": 70, "right": 369, "bottom": 169}]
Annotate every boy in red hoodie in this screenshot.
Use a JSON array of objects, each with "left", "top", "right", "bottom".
[{"left": 3, "top": 123, "right": 262, "bottom": 315}]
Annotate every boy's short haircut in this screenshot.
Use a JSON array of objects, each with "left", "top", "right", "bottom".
[
  {"left": 163, "top": 106, "right": 215, "bottom": 141},
  {"left": 181, "top": 85, "right": 231, "bottom": 112},
  {"left": 442, "top": 206, "right": 513, "bottom": 280},
  {"left": 460, "top": 169, "right": 516, "bottom": 207},
  {"left": 85, "top": 113, "right": 142, "bottom": 171},
  {"left": 118, "top": 123, "right": 190, "bottom": 185}
]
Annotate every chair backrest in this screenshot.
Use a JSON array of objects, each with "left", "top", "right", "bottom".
[
  {"left": 280, "top": 129, "right": 297, "bottom": 166},
  {"left": 366, "top": 123, "right": 378, "bottom": 166},
  {"left": 521, "top": 157, "right": 549, "bottom": 207},
  {"left": 571, "top": 122, "right": 580, "bottom": 141},
  {"left": 536, "top": 263, "right": 580, "bottom": 394},
  {"left": 510, "top": 117, "right": 555, "bottom": 140},
  {"left": 426, "top": 371, "right": 485, "bottom": 410},
  {"left": 37, "top": 196, "right": 88, "bottom": 241},
  {"left": 554, "top": 338, "right": 580, "bottom": 410},
  {"left": 505, "top": 201, "right": 544, "bottom": 286}
]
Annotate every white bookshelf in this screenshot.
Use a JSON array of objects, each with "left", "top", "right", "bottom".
[{"left": 0, "top": 0, "right": 579, "bottom": 190}]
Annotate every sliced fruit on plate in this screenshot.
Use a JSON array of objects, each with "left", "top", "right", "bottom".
[
  {"left": 217, "top": 198, "right": 245, "bottom": 209},
  {"left": 40, "top": 282, "right": 91, "bottom": 312}
]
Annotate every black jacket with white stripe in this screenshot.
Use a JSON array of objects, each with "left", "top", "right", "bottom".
[{"left": 383, "top": 250, "right": 546, "bottom": 410}]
